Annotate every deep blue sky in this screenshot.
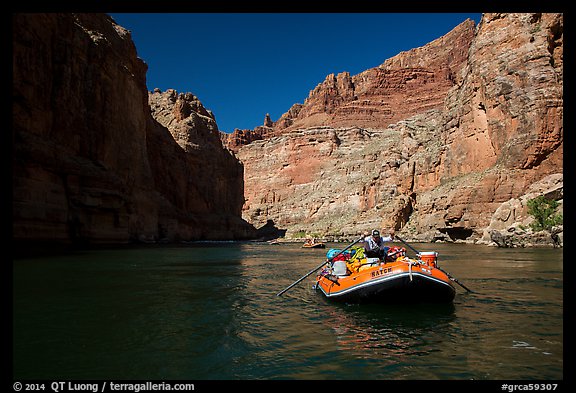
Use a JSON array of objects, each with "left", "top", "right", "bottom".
[{"left": 109, "top": 13, "right": 482, "bottom": 133}]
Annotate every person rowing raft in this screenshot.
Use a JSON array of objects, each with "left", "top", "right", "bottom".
[{"left": 363, "top": 229, "right": 395, "bottom": 259}]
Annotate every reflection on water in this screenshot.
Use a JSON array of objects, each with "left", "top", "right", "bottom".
[
  {"left": 322, "top": 303, "right": 456, "bottom": 361},
  {"left": 13, "top": 242, "right": 562, "bottom": 380}
]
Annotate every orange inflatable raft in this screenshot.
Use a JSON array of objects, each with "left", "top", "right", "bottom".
[{"left": 315, "top": 249, "right": 455, "bottom": 303}]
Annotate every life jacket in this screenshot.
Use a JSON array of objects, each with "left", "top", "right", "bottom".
[
  {"left": 345, "top": 246, "right": 366, "bottom": 273},
  {"left": 385, "top": 246, "right": 406, "bottom": 261}
]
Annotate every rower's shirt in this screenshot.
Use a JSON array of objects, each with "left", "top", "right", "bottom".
[{"left": 363, "top": 235, "right": 392, "bottom": 251}]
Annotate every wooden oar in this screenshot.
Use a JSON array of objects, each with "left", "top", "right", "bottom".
[
  {"left": 394, "top": 234, "right": 420, "bottom": 256},
  {"left": 395, "top": 235, "right": 474, "bottom": 293},
  {"left": 276, "top": 236, "right": 364, "bottom": 297},
  {"left": 436, "top": 265, "right": 474, "bottom": 293}
]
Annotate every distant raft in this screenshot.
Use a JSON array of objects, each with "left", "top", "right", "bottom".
[{"left": 302, "top": 240, "right": 326, "bottom": 249}]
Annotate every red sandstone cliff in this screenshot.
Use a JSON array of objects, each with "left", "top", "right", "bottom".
[
  {"left": 411, "top": 13, "right": 563, "bottom": 243},
  {"left": 12, "top": 13, "right": 256, "bottom": 246},
  {"left": 13, "top": 13, "right": 562, "bottom": 247},
  {"left": 223, "top": 19, "right": 475, "bottom": 152},
  {"left": 236, "top": 13, "right": 563, "bottom": 245}
]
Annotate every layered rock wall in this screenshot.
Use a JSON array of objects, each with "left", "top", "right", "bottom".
[
  {"left": 237, "top": 13, "right": 563, "bottom": 244},
  {"left": 146, "top": 89, "right": 252, "bottom": 239},
  {"left": 224, "top": 18, "right": 475, "bottom": 152},
  {"left": 13, "top": 13, "right": 561, "bottom": 247},
  {"left": 406, "top": 12, "right": 563, "bottom": 240},
  {"left": 12, "top": 13, "right": 255, "bottom": 246}
]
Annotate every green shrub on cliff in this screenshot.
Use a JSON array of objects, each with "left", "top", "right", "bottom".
[
  {"left": 293, "top": 230, "right": 307, "bottom": 239},
  {"left": 527, "top": 196, "right": 563, "bottom": 231}
]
